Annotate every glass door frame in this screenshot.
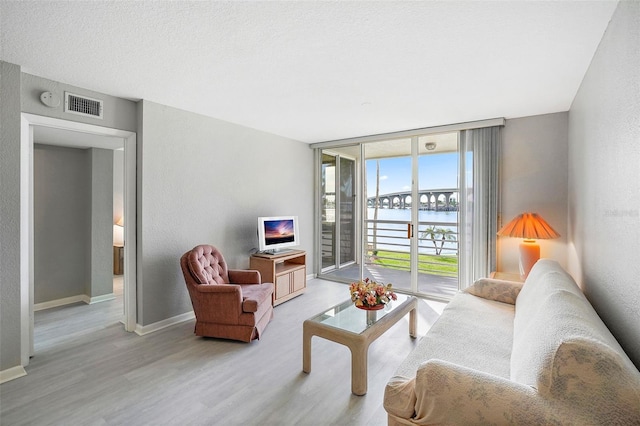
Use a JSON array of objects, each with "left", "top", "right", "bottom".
[
  {"left": 317, "top": 148, "right": 360, "bottom": 275},
  {"left": 360, "top": 136, "right": 428, "bottom": 295}
]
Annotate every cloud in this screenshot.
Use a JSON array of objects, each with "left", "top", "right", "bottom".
[{"left": 380, "top": 175, "right": 388, "bottom": 180}]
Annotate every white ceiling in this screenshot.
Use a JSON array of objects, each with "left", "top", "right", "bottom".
[{"left": 1, "top": 1, "right": 617, "bottom": 143}]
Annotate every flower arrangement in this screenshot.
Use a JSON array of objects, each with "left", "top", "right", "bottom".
[{"left": 349, "top": 278, "right": 397, "bottom": 310}]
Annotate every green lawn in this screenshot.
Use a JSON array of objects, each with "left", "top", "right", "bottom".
[{"left": 368, "top": 250, "right": 458, "bottom": 277}]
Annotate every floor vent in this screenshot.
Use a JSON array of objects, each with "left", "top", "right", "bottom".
[{"left": 64, "top": 92, "right": 103, "bottom": 119}]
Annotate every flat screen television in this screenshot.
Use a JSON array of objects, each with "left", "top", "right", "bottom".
[{"left": 257, "top": 216, "right": 299, "bottom": 254}]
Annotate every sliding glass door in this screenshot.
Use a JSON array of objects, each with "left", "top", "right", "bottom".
[
  {"left": 362, "top": 134, "right": 459, "bottom": 298},
  {"left": 316, "top": 122, "right": 502, "bottom": 299},
  {"left": 319, "top": 133, "right": 460, "bottom": 299},
  {"left": 320, "top": 151, "right": 357, "bottom": 273}
]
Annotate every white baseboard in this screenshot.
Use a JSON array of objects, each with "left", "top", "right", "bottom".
[
  {"left": 34, "top": 295, "right": 86, "bottom": 311},
  {"left": 87, "top": 293, "right": 115, "bottom": 304},
  {"left": 306, "top": 273, "right": 317, "bottom": 281},
  {"left": 135, "top": 311, "right": 195, "bottom": 336},
  {"left": 33, "top": 292, "right": 115, "bottom": 311},
  {"left": 0, "top": 365, "right": 27, "bottom": 384}
]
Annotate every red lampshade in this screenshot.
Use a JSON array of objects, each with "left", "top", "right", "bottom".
[{"left": 497, "top": 213, "right": 560, "bottom": 240}]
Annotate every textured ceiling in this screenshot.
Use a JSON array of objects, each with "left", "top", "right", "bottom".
[{"left": 1, "top": 1, "right": 617, "bottom": 143}]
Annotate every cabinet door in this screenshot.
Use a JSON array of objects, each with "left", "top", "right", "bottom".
[
  {"left": 275, "top": 274, "right": 290, "bottom": 300},
  {"left": 292, "top": 268, "right": 305, "bottom": 292}
]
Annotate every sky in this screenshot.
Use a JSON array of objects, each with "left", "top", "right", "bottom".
[{"left": 365, "top": 152, "right": 458, "bottom": 197}]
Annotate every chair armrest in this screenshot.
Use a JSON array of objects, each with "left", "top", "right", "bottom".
[
  {"left": 410, "top": 360, "right": 568, "bottom": 425},
  {"left": 191, "top": 284, "right": 243, "bottom": 324},
  {"left": 228, "top": 269, "right": 262, "bottom": 284},
  {"left": 463, "top": 278, "right": 523, "bottom": 304}
]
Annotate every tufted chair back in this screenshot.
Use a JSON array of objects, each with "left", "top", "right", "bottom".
[{"left": 186, "top": 244, "right": 230, "bottom": 285}]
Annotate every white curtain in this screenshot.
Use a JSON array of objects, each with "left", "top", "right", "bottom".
[{"left": 458, "top": 126, "right": 501, "bottom": 288}]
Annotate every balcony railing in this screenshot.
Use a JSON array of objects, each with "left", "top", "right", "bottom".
[{"left": 365, "top": 219, "right": 459, "bottom": 277}]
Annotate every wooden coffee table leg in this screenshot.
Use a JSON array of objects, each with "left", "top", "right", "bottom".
[
  {"left": 409, "top": 307, "right": 417, "bottom": 338},
  {"left": 302, "top": 323, "right": 312, "bottom": 373},
  {"left": 349, "top": 339, "right": 369, "bottom": 396}
]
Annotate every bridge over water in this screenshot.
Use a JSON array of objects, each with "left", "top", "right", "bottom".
[{"left": 367, "top": 188, "right": 459, "bottom": 211}]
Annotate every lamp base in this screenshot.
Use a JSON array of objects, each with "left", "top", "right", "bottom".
[{"left": 519, "top": 240, "right": 540, "bottom": 280}]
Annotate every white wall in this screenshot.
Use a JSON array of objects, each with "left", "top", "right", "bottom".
[
  {"left": 567, "top": 1, "right": 640, "bottom": 368},
  {"left": 498, "top": 112, "right": 568, "bottom": 274},
  {"left": 137, "top": 100, "right": 314, "bottom": 326}
]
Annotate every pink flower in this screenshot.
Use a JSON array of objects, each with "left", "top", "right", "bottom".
[{"left": 366, "top": 294, "right": 377, "bottom": 306}]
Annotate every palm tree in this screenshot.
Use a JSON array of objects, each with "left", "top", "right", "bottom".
[{"left": 421, "top": 226, "right": 456, "bottom": 255}]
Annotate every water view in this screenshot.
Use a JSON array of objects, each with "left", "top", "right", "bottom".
[{"left": 366, "top": 208, "right": 458, "bottom": 256}]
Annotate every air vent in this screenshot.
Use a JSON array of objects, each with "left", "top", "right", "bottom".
[{"left": 64, "top": 92, "right": 103, "bottom": 119}]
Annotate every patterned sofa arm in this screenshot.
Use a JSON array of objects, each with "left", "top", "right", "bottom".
[
  {"left": 463, "top": 278, "right": 523, "bottom": 304},
  {"left": 407, "top": 359, "right": 573, "bottom": 425}
]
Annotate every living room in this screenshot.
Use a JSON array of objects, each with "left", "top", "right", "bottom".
[{"left": 1, "top": 1, "right": 638, "bottom": 424}]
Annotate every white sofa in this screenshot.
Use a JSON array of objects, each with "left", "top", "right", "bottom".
[{"left": 384, "top": 260, "right": 640, "bottom": 425}]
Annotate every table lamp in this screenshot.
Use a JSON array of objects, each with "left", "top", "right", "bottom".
[{"left": 497, "top": 212, "right": 560, "bottom": 279}]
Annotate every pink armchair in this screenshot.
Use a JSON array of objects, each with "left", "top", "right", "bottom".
[{"left": 180, "top": 245, "right": 274, "bottom": 342}]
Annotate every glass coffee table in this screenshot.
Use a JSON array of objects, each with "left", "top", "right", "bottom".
[{"left": 302, "top": 294, "right": 417, "bottom": 395}]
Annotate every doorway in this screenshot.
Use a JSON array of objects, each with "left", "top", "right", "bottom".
[{"left": 20, "top": 113, "right": 137, "bottom": 365}]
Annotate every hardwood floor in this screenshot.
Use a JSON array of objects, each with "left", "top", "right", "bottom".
[{"left": 1, "top": 277, "right": 445, "bottom": 426}]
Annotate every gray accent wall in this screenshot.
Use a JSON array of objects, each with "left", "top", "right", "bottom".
[
  {"left": 0, "top": 61, "right": 23, "bottom": 372},
  {"left": 88, "top": 148, "right": 114, "bottom": 299},
  {"left": 21, "top": 73, "right": 137, "bottom": 132},
  {"left": 137, "top": 100, "right": 314, "bottom": 326},
  {"left": 34, "top": 145, "right": 90, "bottom": 303},
  {"left": 33, "top": 145, "right": 114, "bottom": 303},
  {"left": 567, "top": 1, "right": 640, "bottom": 368},
  {"left": 499, "top": 112, "right": 568, "bottom": 273}
]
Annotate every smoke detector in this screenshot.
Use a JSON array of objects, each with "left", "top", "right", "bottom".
[{"left": 40, "top": 91, "right": 61, "bottom": 108}]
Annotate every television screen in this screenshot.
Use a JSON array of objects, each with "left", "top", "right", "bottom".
[
  {"left": 264, "top": 219, "right": 295, "bottom": 245},
  {"left": 258, "top": 216, "right": 299, "bottom": 253}
]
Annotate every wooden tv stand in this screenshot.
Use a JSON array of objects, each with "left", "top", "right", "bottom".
[{"left": 250, "top": 250, "right": 306, "bottom": 306}]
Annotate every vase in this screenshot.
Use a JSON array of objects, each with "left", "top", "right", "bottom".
[{"left": 356, "top": 304, "right": 384, "bottom": 311}]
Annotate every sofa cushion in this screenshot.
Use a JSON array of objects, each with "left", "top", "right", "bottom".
[
  {"left": 464, "top": 277, "right": 523, "bottom": 304},
  {"left": 394, "top": 292, "right": 515, "bottom": 383},
  {"left": 386, "top": 293, "right": 515, "bottom": 421},
  {"left": 240, "top": 283, "right": 273, "bottom": 313}
]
